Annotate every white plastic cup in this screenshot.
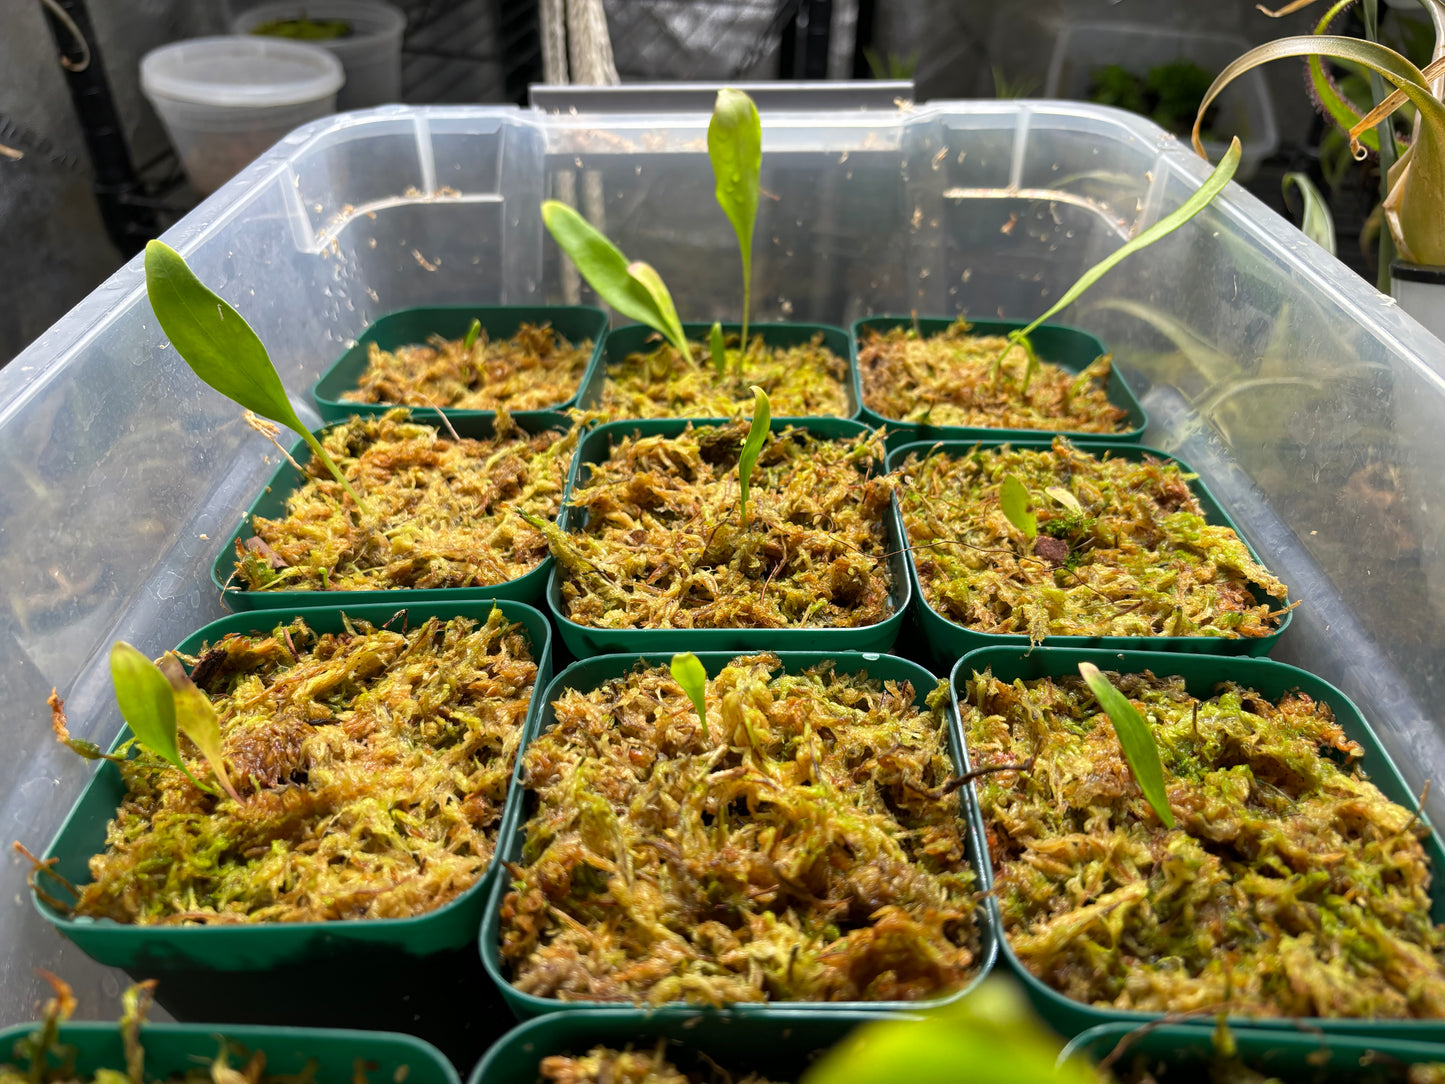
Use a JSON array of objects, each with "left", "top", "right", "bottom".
[
  {"left": 140, "top": 36, "right": 344, "bottom": 195},
  {"left": 230, "top": 1, "right": 406, "bottom": 111}
]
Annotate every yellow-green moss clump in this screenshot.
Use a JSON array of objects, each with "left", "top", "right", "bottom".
[{"left": 539, "top": 1043, "right": 784, "bottom": 1084}]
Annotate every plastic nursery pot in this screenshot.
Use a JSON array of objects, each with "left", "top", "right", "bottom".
[
  {"left": 545, "top": 416, "right": 910, "bottom": 657},
  {"left": 34, "top": 598, "right": 552, "bottom": 974},
  {"left": 469, "top": 1008, "right": 908, "bottom": 1083},
  {"left": 951, "top": 647, "right": 1445, "bottom": 1043},
  {"left": 886, "top": 438, "right": 1293, "bottom": 670},
  {"left": 0, "top": 1021, "right": 459, "bottom": 1084},
  {"left": 1061, "top": 1022, "right": 1445, "bottom": 1081},
  {"left": 211, "top": 411, "right": 571, "bottom": 611},
  {"left": 310, "top": 305, "right": 609, "bottom": 423},
  {"left": 479, "top": 649, "right": 998, "bottom": 1020},
  {"left": 578, "top": 321, "right": 861, "bottom": 420},
  {"left": 851, "top": 316, "right": 1147, "bottom": 452}
]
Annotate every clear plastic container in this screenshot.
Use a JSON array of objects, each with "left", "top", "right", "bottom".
[
  {"left": 139, "top": 37, "right": 343, "bottom": 194},
  {"left": 5, "top": 95, "right": 1445, "bottom": 1037},
  {"left": 231, "top": 0, "right": 406, "bottom": 111}
]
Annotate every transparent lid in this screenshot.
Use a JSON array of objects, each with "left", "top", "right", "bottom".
[{"left": 140, "top": 36, "right": 345, "bottom": 108}]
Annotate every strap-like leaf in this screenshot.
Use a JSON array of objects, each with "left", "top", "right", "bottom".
[
  {"left": 463, "top": 318, "right": 481, "bottom": 350},
  {"left": 999, "top": 475, "right": 1037, "bottom": 539},
  {"left": 708, "top": 88, "right": 762, "bottom": 344},
  {"left": 710, "top": 321, "right": 727, "bottom": 377},
  {"left": 626, "top": 261, "right": 691, "bottom": 364},
  {"left": 1078, "top": 662, "right": 1175, "bottom": 828},
  {"left": 110, "top": 642, "right": 180, "bottom": 768},
  {"left": 670, "top": 652, "right": 710, "bottom": 739},
  {"left": 1282, "top": 172, "right": 1338, "bottom": 254},
  {"left": 159, "top": 654, "right": 241, "bottom": 802},
  {"left": 738, "top": 385, "right": 771, "bottom": 527}
]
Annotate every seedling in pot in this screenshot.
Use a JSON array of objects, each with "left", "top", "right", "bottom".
[
  {"left": 670, "top": 651, "right": 709, "bottom": 738},
  {"left": 1077, "top": 661, "right": 1174, "bottom": 828},
  {"left": 737, "top": 385, "right": 770, "bottom": 527}
]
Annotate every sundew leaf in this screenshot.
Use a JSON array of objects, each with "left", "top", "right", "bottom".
[
  {"left": 143, "top": 241, "right": 368, "bottom": 513},
  {"left": 1282, "top": 172, "right": 1337, "bottom": 254},
  {"left": 109, "top": 642, "right": 213, "bottom": 795},
  {"left": 626, "top": 261, "right": 691, "bottom": 364},
  {"left": 710, "top": 320, "right": 727, "bottom": 377},
  {"left": 670, "top": 652, "right": 710, "bottom": 738},
  {"left": 158, "top": 654, "right": 241, "bottom": 802},
  {"left": 463, "top": 318, "right": 481, "bottom": 350},
  {"left": 708, "top": 88, "right": 762, "bottom": 344},
  {"left": 738, "top": 385, "right": 771, "bottom": 527},
  {"left": 1078, "top": 662, "right": 1175, "bottom": 828},
  {"left": 541, "top": 200, "right": 694, "bottom": 363},
  {"left": 1000, "top": 474, "right": 1037, "bottom": 539},
  {"left": 1001, "top": 137, "right": 1243, "bottom": 364},
  {"left": 1045, "top": 485, "right": 1084, "bottom": 515}
]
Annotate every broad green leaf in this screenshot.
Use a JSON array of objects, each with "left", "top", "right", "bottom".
[
  {"left": 1002, "top": 138, "right": 1241, "bottom": 361},
  {"left": 710, "top": 321, "right": 727, "bottom": 377},
  {"left": 462, "top": 318, "right": 481, "bottom": 350},
  {"left": 738, "top": 385, "right": 771, "bottom": 527},
  {"left": 1045, "top": 486, "right": 1084, "bottom": 515},
  {"left": 1282, "top": 172, "right": 1337, "bottom": 254},
  {"left": 159, "top": 654, "right": 241, "bottom": 802},
  {"left": 626, "top": 261, "right": 691, "bottom": 364},
  {"left": 144, "top": 242, "right": 367, "bottom": 512},
  {"left": 541, "top": 200, "right": 694, "bottom": 362},
  {"left": 1194, "top": 37, "right": 1445, "bottom": 264},
  {"left": 999, "top": 474, "right": 1037, "bottom": 539},
  {"left": 708, "top": 88, "right": 762, "bottom": 344},
  {"left": 109, "top": 642, "right": 180, "bottom": 767},
  {"left": 801, "top": 978, "right": 1099, "bottom": 1084},
  {"left": 1078, "top": 662, "right": 1175, "bottom": 828},
  {"left": 670, "top": 652, "right": 710, "bottom": 739}
]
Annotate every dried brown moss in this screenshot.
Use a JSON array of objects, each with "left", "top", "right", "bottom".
[
  {"left": 897, "top": 438, "right": 1289, "bottom": 642},
  {"left": 540, "top": 421, "right": 895, "bottom": 630},
  {"left": 234, "top": 409, "right": 578, "bottom": 593},
  {"left": 343, "top": 322, "right": 591, "bottom": 411},
  {"left": 540, "top": 1044, "right": 783, "bottom": 1084},
  {"left": 961, "top": 667, "right": 1445, "bottom": 1019},
  {"left": 500, "top": 653, "right": 979, "bottom": 1005},
  {"left": 67, "top": 608, "right": 536, "bottom": 924},
  {"left": 599, "top": 332, "right": 850, "bottom": 419},
  {"left": 858, "top": 319, "right": 1127, "bottom": 433}
]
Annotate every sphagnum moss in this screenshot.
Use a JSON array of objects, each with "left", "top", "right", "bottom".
[
  {"left": 344, "top": 322, "right": 592, "bottom": 411},
  {"left": 857, "top": 319, "right": 1127, "bottom": 433},
  {"left": 500, "top": 653, "right": 979, "bottom": 1005},
  {"left": 235, "top": 409, "right": 579, "bottom": 593},
  {"left": 540, "top": 1044, "right": 784, "bottom": 1084},
  {"left": 55, "top": 607, "right": 535, "bottom": 924},
  {"left": 898, "top": 438, "right": 1288, "bottom": 642},
  {"left": 960, "top": 668, "right": 1445, "bottom": 1019}
]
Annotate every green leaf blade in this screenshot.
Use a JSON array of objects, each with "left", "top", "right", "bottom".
[
  {"left": 109, "top": 642, "right": 181, "bottom": 770},
  {"left": 738, "top": 385, "right": 771, "bottom": 527},
  {"left": 999, "top": 474, "right": 1037, "bottom": 540},
  {"left": 462, "top": 318, "right": 481, "bottom": 350},
  {"left": 1282, "top": 172, "right": 1337, "bottom": 254},
  {"left": 1078, "top": 662, "right": 1175, "bottom": 828},
  {"left": 626, "top": 261, "right": 692, "bottom": 364},
  {"left": 159, "top": 654, "right": 241, "bottom": 802},
  {"left": 710, "top": 321, "right": 726, "bottom": 377},
  {"left": 670, "top": 652, "right": 710, "bottom": 739},
  {"left": 708, "top": 89, "right": 762, "bottom": 343}
]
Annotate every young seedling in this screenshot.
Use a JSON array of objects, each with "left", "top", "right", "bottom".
[
  {"left": 670, "top": 652, "right": 710, "bottom": 739},
  {"left": 462, "top": 317, "right": 482, "bottom": 350},
  {"left": 708, "top": 87, "right": 762, "bottom": 357},
  {"left": 710, "top": 321, "right": 727, "bottom": 376},
  {"left": 540, "top": 200, "right": 693, "bottom": 363},
  {"left": 1077, "top": 661, "right": 1175, "bottom": 828},
  {"left": 999, "top": 474, "right": 1037, "bottom": 539},
  {"left": 737, "top": 385, "right": 770, "bottom": 527},
  {"left": 110, "top": 642, "right": 241, "bottom": 802},
  {"left": 144, "top": 241, "right": 368, "bottom": 513},
  {"left": 996, "top": 136, "right": 1244, "bottom": 373}
]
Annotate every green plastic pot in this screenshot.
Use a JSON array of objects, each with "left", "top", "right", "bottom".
[
  {"left": 1062, "top": 1022, "right": 1445, "bottom": 1080},
  {"left": 543, "top": 417, "right": 910, "bottom": 657},
  {"left": 34, "top": 599, "right": 552, "bottom": 974},
  {"left": 469, "top": 1009, "right": 907, "bottom": 1083},
  {"left": 212, "top": 412, "right": 571, "bottom": 611},
  {"left": 887, "top": 439, "right": 1293, "bottom": 670},
  {"left": 580, "top": 321, "right": 861, "bottom": 419},
  {"left": 852, "top": 316, "right": 1147, "bottom": 451},
  {"left": 479, "top": 649, "right": 998, "bottom": 1019},
  {"left": 951, "top": 647, "right": 1445, "bottom": 1043},
  {"left": 310, "top": 305, "right": 608, "bottom": 423},
  {"left": 0, "top": 1021, "right": 459, "bottom": 1084}
]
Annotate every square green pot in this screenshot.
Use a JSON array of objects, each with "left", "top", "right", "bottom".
[
  {"left": 543, "top": 417, "right": 910, "bottom": 657},
  {"left": 887, "top": 438, "right": 1293, "bottom": 670},
  {"left": 310, "top": 305, "right": 609, "bottom": 424},
  {"left": 852, "top": 316, "right": 1147, "bottom": 452},
  {"left": 479, "top": 649, "right": 998, "bottom": 1020},
  {"left": 579, "top": 321, "right": 861, "bottom": 420},
  {"left": 469, "top": 1009, "right": 907, "bottom": 1083},
  {"left": 0, "top": 1021, "right": 459, "bottom": 1084},
  {"left": 951, "top": 646, "right": 1445, "bottom": 1043},
  {"left": 212, "top": 412, "right": 572, "bottom": 611},
  {"left": 34, "top": 599, "right": 552, "bottom": 974},
  {"left": 1062, "top": 1022, "right": 1445, "bottom": 1080}
]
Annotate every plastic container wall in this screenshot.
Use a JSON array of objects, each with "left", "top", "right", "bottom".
[{"left": 4, "top": 99, "right": 1445, "bottom": 1029}]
